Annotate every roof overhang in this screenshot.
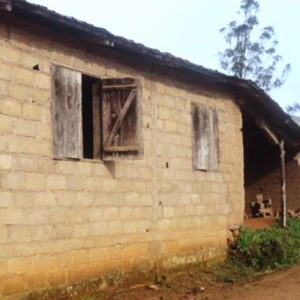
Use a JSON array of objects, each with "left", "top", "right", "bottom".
[{"left": 1, "top": 0, "right": 300, "bottom": 146}]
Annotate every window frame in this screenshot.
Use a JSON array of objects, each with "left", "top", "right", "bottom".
[{"left": 51, "top": 64, "right": 143, "bottom": 161}]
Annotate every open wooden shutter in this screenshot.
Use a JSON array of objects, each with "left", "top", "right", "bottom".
[
  {"left": 52, "top": 66, "right": 82, "bottom": 159},
  {"left": 192, "top": 105, "right": 219, "bottom": 170},
  {"left": 101, "top": 78, "right": 142, "bottom": 160}
]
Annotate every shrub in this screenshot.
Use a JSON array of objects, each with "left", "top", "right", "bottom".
[{"left": 229, "top": 218, "right": 300, "bottom": 271}]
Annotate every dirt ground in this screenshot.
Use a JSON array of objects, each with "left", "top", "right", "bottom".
[
  {"left": 28, "top": 219, "right": 299, "bottom": 300},
  {"left": 219, "top": 265, "right": 300, "bottom": 300},
  {"left": 29, "top": 264, "right": 300, "bottom": 300},
  {"left": 244, "top": 217, "right": 275, "bottom": 229},
  {"left": 98, "top": 265, "right": 300, "bottom": 300},
  {"left": 27, "top": 260, "right": 300, "bottom": 300}
]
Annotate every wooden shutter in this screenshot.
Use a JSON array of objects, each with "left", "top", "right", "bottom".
[
  {"left": 101, "top": 78, "right": 142, "bottom": 160},
  {"left": 192, "top": 105, "right": 219, "bottom": 170},
  {"left": 52, "top": 66, "right": 82, "bottom": 159}
]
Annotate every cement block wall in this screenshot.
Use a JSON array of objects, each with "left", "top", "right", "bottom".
[
  {"left": 245, "top": 156, "right": 300, "bottom": 214},
  {"left": 0, "top": 16, "right": 244, "bottom": 298}
]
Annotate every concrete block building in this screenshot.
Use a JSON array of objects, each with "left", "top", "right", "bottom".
[{"left": 0, "top": 0, "right": 299, "bottom": 297}]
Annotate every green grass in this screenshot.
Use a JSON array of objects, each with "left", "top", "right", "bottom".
[{"left": 210, "top": 218, "right": 300, "bottom": 284}]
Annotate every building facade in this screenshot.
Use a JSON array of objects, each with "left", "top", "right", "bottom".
[{"left": 0, "top": 1, "right": 299, "bottom": 298}]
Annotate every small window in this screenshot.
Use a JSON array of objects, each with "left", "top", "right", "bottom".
[
  {"left": 52, "top": 66, "right": 142, "bottom": 160},
  {"left": 192, "top": 104, "right": 220, "bottom": 171}
]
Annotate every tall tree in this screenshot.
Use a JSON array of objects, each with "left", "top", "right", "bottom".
[
  {"left": 286, "top": 103, "right": 300, "bottom": 115},
  {"left": 219, "top": 0, "right": 290, "bottom": 92}
]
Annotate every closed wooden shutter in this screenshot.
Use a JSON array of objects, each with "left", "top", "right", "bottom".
[
  {"left": 192, "top": 105, "right": 219, "bottom": 170},
  {"left": 101, "top": 78, "right": 142, "bottom": 160},
  {"left": 52, "top": 66, "right": 82, "bottom": 159}
]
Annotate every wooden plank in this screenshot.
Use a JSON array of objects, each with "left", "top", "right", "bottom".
[
  {"left": 103, "top": 89, "right": 136, "bottom": 147},
  {"left": 103, "top": 145, "right": 139, "bottom": 152},
  {"left": 192, "top": 105, "right": 200, "bottom": 169},
  {"left": 259, "top": 122, "right": 279, "bottom": 145},
  {"left": 102, "top": 77, "right": 135, "bottom": 86},
  {"left": 102, "top": 84, "right": 137, "bottom": 91},
  {"left": 192, "top": 105, "right": 209, "bottom": 170},
  {"left": 192, "top": 105, "right": 219, "bottom": 171},
  {"left": 279, "top": 140, "right": 287, "bottom": 228},
  {"left": 210, "top": 109, "right": 220, "bottom": 170},
  {"left": 101, "top": 77, "right": 142, "bottom": 160},
  {"left": 52, "top": 66, "right": 82, "bottom": 159},
  {"left": 198, "top": 106, "right": 210, "bottom": 170},
  {"left": 121, "top": 85, "right": 138, "bottom": 149},
  {"left": 92, "top": 82, "right": 101, "bottom": 158},
  {"left": 101, "top": 90, "right": 112, "bottom": 154}
]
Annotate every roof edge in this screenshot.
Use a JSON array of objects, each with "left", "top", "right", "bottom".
[{"left": 3, "top": 0, "right": 300, "bottom": 145}]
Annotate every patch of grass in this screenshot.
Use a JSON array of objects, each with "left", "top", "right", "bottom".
[
  {"left": 215, "top": 261, "right": 255, "bottom": 283},
  {"left": 229, "top": 218, "right": 300, "bottom": 272},
  {"left": 209, "top": 219, "right": 300, "bottom": 286}
]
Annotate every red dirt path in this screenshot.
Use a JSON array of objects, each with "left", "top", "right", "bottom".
[
  {"left": 84, "top": 265, "right": 300, "bottom": 300},
  {"left": 219, "top": 265, "right": 300, "bottom": 300}
]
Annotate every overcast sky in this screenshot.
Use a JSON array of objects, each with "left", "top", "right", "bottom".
[{"left": 28, "top": 0, "right": 300, "bottom": 113}]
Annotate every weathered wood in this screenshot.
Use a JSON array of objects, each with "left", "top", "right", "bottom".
[
  {"left": 101, "top": 89, "right": 111, "bottom": 155},
  {"left": 52, "top": 66, "right": 82, "bottom": 159},
  {"left": 259, "top": 122, "right": 279, "bottom": 145},
  {"left": 192, "top": 105, "right": 219, "bottom": 170},
  {"left": 192, "top": 105, "right": 205, "bottom": 170},
  {"left": 102, "top": 78, "right": 136, "bottom": 86},
  {"left": 104, "top": 89, "right": 136, "bottom": 147},
  {"left": 103, "top": 145, "right": 139, "bottom": 152},
  {"left": 211, "top": 109, "right": 220, "bottom": 169},
  {"left": 279, "top": 139, "right": 287, "bottom": 228},
  {"left": 102, "top": 77, "right": 142, "bottom": 160},
  {"left": 102, "top": 84, "right": 137, "bottom": 91},
  {"left": 92, "top": 82, "right": 101, "bottom": 158}
]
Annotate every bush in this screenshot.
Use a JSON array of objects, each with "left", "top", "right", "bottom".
[{"left": 229, "top": 218, "right": 300, "bottom": 271}]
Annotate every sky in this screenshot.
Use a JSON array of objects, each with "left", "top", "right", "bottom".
[{"left": 27, "top": 0, "right": 300, "bottom": 114}]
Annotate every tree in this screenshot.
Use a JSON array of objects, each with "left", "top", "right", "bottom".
[
  {"left": 219, "top": 0, "right": 290, "bottom": 92},
  {"left": 286, "top": 103, "right": 300, "bottom": 114}
]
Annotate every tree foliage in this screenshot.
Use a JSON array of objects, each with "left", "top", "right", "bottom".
[
  {"left": 286, "top": 103, "right": 300, "bottom": 114},
  {"left": 219, "top": 0, "right": 290, "bottom": 92}
]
